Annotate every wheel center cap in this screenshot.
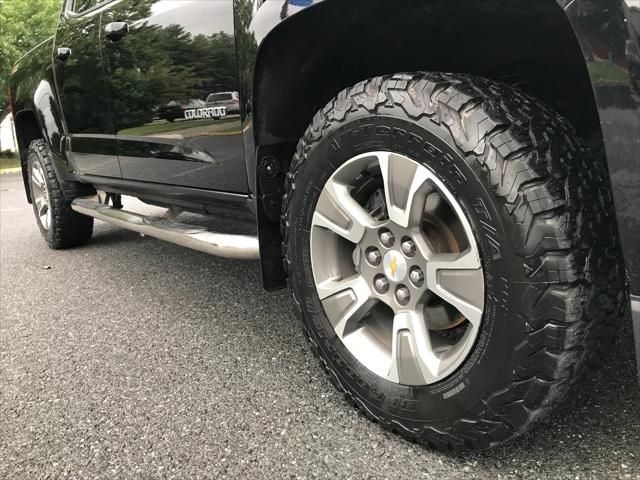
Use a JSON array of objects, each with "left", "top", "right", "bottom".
[{"left": 383, "top": 250, "right": 407, "bottom": 283}]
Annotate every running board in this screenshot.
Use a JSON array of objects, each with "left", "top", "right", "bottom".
[{"left": 71, "top": 196, "right": 260, "bottom": 260}]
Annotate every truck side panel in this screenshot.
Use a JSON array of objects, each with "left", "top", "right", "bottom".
[
  {"left": 99, "top": 0, "right": 248, "bottom": 193},
  {"left": 564, "top": 0, "right": 640, "bottom": 294},
  {"left": 243, "top": 0, "right": 640, "bottom": 294},
  {"left": 10, "top": 37, "right": 68, "bottom": 202}
]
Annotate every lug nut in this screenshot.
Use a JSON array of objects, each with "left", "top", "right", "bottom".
[
  {"left": 395, "top": 285, "right": 410, "bottom": 306},
  {"left": 379, "top": 229, "right": 395, "bottom": 248},
  {"left": 409, "top": 266, "right": 424, "bottom": 287},
  {"left": 366, "top": 247, "right": 382, "bottom": 266},
  {"left": 373, "top": 275, "right": 390, "bottom": 294},
  {"left": 401, "top": 237, "right": 417, "bottom": 257}
]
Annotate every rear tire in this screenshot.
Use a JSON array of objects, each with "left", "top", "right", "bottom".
[
  {"left": 281, "top": 72, "right": 628, "bottom": 450},
  {"left": 27, "top": 139, "right": 94, "bottom": 249}
]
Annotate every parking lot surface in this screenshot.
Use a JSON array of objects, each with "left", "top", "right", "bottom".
[{"left": 1, "top": 173, "right": 639, "bottom": 479}]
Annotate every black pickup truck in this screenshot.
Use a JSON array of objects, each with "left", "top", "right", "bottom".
[{"left": 9, "top": 0, "right": 640, "bottom": 451}]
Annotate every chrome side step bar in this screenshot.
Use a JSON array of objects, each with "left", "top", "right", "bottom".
[{"left": 71, "top": 196, "right": 260, "bottom": 260}]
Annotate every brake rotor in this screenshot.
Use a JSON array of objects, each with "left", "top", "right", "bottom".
[{"left": 422, "top": 213, "right": 467, "bottom": 331}]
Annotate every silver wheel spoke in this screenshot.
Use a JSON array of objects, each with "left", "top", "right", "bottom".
[
  {"left": 379, "top": 152, "right": 434, "bottom": 228},
  {"left": 318, "top": 275, "right": 375, "bottom": 339},
  {"left": 38, "top": 198, "right": 50, "bottom": 230},
  {"left": 31, "top": 163, "right": 52, "bottom": 231},
  {"left": 31, "top": 166, "right": 45, "bottom": 189},
  {"left": 388, "top": 311, "right": 440, "bottom": 385},
  {"left": 425, "top": 249, "right": 484, "bottom": 326},
  {"left": 37, "top": 199, "right": 48, "bottom": 218},
  {"left": 35, "top": 196, "right": 45, "bottom": 213},
  {"left": 312, "top": 178, "right": 375, "bottom": 243}
]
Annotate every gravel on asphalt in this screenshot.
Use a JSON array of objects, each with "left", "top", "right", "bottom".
[{"left": 1, "top": 173, "right": 638, "bottom": 480}]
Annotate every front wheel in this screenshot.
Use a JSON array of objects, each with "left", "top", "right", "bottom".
[
  {"left": 281, "top": 73, "right": 628, "bottom": 450},
  {"left": 28, "top": 139, "right": 94, "bottom": 249}
]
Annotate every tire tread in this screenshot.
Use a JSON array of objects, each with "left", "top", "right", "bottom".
[
  {"left": 281, "top": 73, "right": 628, "bottom": 450},
  {"left": 28, "top": 139, "right": 93, "bottom": 249}
]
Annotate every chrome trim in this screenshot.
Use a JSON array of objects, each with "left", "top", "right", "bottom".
[{"left": 71, "top": 196, "right": 260, "bottom": 260}]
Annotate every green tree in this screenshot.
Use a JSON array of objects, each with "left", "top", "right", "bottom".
[
  {"left": 234, "top": 0, "right": 258, "bottom": 117},
  {"left": 0, "top": 0, "right": 61, "bottom": 112}
]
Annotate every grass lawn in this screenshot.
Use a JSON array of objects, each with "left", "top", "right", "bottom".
[
  {"left": 588, "top": 60, "right": 629, "bottom": 85},
  {"left": 118, "top": 117, "right": 240, "bottom": 136},
  {"left": 0, "top": 154, "right": 21, "bottom": 174}
]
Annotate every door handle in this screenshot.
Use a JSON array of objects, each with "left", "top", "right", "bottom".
[
  {"left": 104, "top": 22, "right": 129, "bottom": 42},
  {"left": 56, "top": 47, "right": 72, "bottom": 62}
]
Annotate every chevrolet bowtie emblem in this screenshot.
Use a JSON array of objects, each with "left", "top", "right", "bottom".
[
  {"left": 390, "top": 255, "right": 398, "bottom": 278},
  {"left": 383, "top": 250, "right": 407, "bottom": 283}
]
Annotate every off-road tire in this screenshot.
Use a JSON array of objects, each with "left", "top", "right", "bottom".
[
  {"left": 281, "top": 72, "right": 628, "bottom": 450},
  {"left": 27, "top": 139, "right": 94, "bottom": 249}
]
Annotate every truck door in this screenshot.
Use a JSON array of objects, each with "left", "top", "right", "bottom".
[
  {"left": 54, "top": 0, "right": 121, "bottom": 177},
  {"left": 100, "top": 0, "right": 247, "bottom": 192}
]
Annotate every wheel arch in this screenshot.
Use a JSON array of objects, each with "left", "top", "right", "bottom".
[
  {"left": 13, "top": 109, "right": 43, "bottom": 204},
  {"left": 253, "top": 0, "right": 602, "bottom": 151},
  {"left": 252, "top": 0, "right": 606, "bottom": 289}
]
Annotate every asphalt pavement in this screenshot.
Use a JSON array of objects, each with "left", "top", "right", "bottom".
[{"left": 1, "top": 172, "right": 638, "bottom": 480}]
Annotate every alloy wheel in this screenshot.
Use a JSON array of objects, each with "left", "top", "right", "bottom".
[
  {"left": 310, "top": 152, "right": 484, "bottom": 385},
  {"left": 31, "top": 161, "right": 51, "bottom": 231}
]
